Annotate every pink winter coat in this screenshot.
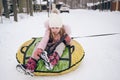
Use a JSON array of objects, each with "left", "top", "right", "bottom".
[{"left": 37, "top": 20, "right": 71, "bottom": 50}]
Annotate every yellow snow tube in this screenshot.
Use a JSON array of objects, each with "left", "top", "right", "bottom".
[{"left": 16, "top": 37, "right": 84, "bottom": 76}]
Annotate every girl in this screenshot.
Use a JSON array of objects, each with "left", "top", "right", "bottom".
[{"left": 18, "top": 13, "right": 71, "bottom": 75}]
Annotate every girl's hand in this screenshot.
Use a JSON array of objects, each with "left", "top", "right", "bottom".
[{"left": 65, "top": 35, "right": 71, "bottom": 45}]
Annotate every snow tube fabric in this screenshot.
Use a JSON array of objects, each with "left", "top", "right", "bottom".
[{"left": 16, "top": 37, "right": 85, "bottom": 76}]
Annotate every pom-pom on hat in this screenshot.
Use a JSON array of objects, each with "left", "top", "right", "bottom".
[
  {"left": 51, "top": 8, "right": 60, "bottom": 14},
  {"left": 49, "top": 13, "right": 63, "bottom": 28}
]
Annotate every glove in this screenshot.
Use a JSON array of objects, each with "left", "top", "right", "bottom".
[
  {"left": 64, "top": 35, "right": 71, "bottom": 45},
  {"left": 48, "top": 52, "right": 60, "bottom": 66},
  {"left": 26, "top": 57, "right": 37, "bottom": 72}
]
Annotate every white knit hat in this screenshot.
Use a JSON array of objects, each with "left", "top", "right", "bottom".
[{"left": 49, "top": 13, "right": 63, "bottom": 28}]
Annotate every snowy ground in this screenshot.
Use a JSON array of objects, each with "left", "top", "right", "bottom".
[{"left": 0, "top": 9, "right": 120, "bottom": 80}]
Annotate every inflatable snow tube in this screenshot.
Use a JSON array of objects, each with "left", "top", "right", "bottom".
[{"left": 16, "top": 37, "right": 85, "bottom": 76}]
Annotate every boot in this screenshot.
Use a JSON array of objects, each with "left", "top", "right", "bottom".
[
  {"left": 40, "top": 51, "right": 53, "bottom": 70},
  {"left": 16, "top": 57, "right": 37, "bottom": 76}
]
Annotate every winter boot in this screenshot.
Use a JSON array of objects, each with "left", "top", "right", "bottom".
[
  {"left": 40, "top": 51, "right": 49, "bottom": 63},
  {"left": 40, "top": 51, "right": 53, "bottom": 70},
  {"left": 16, "top": 57, "right": 37, "bottom": 76},
  {"left": 16, "top": 64, "right": 34, "bottom": 76}
]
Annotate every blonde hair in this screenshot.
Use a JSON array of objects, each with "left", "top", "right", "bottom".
[
  {"left": 51, "top": 8, "right": 59, "bottom": 14},
  {"left": 49, "top": 26, "right": 65, "bottom": 41}
]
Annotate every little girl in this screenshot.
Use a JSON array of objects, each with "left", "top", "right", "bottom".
[{"left": 18, "top": 12, "right": 71, "bottom": 75}]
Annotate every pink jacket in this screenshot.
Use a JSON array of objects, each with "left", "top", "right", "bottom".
[{"left": 37, "top": 20, "right": 71, "bottom": 50}]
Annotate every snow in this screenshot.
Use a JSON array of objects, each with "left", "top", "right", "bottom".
[{"left": 0, "top": 9, "right": 120, "bottom": 80}]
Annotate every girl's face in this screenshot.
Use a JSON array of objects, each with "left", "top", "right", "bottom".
[{"left": 50, "top": 27, "right": 61, "bottom": 35}]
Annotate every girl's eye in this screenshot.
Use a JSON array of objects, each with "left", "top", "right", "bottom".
[
  {"left": 51, "top": 27, "right": 59, "bottom": 29},
  {"left": 51, "top": 27, "right": 55, "bottom": 29},
  {"left": 56, "top": 27, "right": 59, "bottom": 29}
]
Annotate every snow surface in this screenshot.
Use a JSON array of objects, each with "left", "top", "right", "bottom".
[{"left": 0, "top": 9, "right": 120, "bottom": 80}]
